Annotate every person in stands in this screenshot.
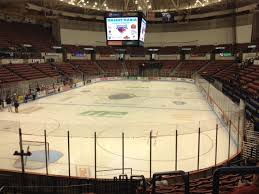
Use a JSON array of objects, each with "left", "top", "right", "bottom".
[
  {"left": 0, "top": 98, "right": 3, "bottom": 111},
  {"left": 230, "top": 163, "right": 259, "bottom": 194},
  {"left": 5, "top": 95, "right": 12, "bottom": 112},
  {"left": 32, "top": 89, "right": 36, "bottom": 100},
  {"left": 14, "top": 99, "right": 19, "bottom": 113}
]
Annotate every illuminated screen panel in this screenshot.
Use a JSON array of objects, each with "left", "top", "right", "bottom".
[
  {"left": 106, "top": 17, "right": 139, "bottom": 41},
  {"left": 139, "top": 18, "right": 146, "bottom": 42}
]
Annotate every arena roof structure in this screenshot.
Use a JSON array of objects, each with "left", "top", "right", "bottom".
[
  {"left": 56, "top": 0, "right": 223, "bottom": 11},
  {"left": 0, "top": 0, "right": 258, "bottom": 22},
  {"left": 43, "top": 0, "right": 258, "bottom": 12},
  {"left": 0, "top": 0, "right": 257, "bottom": 14}
]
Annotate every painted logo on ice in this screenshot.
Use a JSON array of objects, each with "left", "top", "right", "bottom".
[
  {"left": 172, "top": 101, "right": 186, "bottom": 105},
  {"left": 80, "top": 111, "right": 128, "bottom": 118}
]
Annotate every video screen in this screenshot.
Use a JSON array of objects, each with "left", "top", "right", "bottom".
[
  {"left": 106, "top": 17, "right": 139, "bottom": 41},
  {"left": 139, "top": 18, "right": 146, "bottom": 42}
]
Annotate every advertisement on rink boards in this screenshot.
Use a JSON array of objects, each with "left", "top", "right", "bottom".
[{"left": 89, "top": 77, "right": 194, "bottom": 83}]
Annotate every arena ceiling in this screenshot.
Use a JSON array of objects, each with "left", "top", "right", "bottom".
[
  {"left": 57, "top": 0, "right": 222, "bottom": 11},
  {"left": 48, "top": 0, "right": 258, "bottom": 12},
  {"left": 0, "top": 0, "right": 258, "bottom": 18}
]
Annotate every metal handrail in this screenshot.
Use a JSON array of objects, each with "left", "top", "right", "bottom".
[
  {"left": 151, "top": 171, "right": 189, "bottom": 194},
  {"left": 97, "top": 168, "right": 133, "bottom": 176},
  {"left": 213, "top": 166, "right": 259, "bottom": 194},
  {"left": 130, "top": 175, "right": 147, "bottom": 192}
]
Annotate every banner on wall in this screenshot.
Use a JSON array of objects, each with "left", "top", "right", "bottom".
[
  {"left": 160, "top": 77, "right": 171, "bottom": 81},
  {"left": 148, "top": 77, "right": 159, "bottom": 81},
  {"left": 128, "top": 77, "right": 137, "bottom": 80},
  {"left": 190, "top": 53, "right": 206, "bottom": 57},
  {"left": 1, "top": 59, "right": 24, "bottom": 64},
  {"left": 158, "top": 55, "right": 179, "bottom": 60},
  {"left": 90, "top": 76, "right": 194, "bottom": 84},
  {"left": 67, "top": 53, "right": 91, "bottom": 60},
  {"left": 28, "top": 59, "right": 45, "bottom": 64}
]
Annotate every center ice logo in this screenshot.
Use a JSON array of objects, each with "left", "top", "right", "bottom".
[{"left": 116, "top": 25, "right": 127, "bottom": 33}]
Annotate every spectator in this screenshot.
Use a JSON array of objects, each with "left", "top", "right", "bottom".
[
  {"left": 24, "top": 94, "right": 29, "bottom": 103},
  {"left": 14, "top": 99, "right": 19, "bottom": 113},
  {"left": 32, "top": 89, "right": 36, "bottom": 100},
  {"left": 0, "top": 98, "right": 3, "bottom": 111},
  {"left": 230, "top": 164, "right": 259, "bottom": 194},
  {"left": 5, "top": 95, "right": 12, "bottom": 112}
]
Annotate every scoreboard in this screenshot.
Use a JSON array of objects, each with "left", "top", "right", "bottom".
[{"left": 105, "top": 12, "right": 146, "bottom": 46}]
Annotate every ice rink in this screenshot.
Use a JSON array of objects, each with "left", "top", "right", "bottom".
[{"left": 0, "top": 80, "right": 237, "bottom": 178}]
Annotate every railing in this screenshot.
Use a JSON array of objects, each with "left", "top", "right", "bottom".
[
  {"left": 152, "top": 171, "right": 189, "bottom": 194},
  {"left": 1, "top": 166, "right": 258, "bottom": 194},
  {"left": 0, "top": 170, "right": 142, "bottom": 194},
  {"left": 0, "top": 76, "right": 244, "bottom": 180},
  {"left": 213, "top": 166, "right": 259, "bottom": 194},
  {"left": 97, "top": 168, "right": 133, "bottom": 177},
  {"left": 194, "top": 74, "right": 245, "bottom": 153}
]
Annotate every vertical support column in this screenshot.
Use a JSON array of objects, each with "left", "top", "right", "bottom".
[
  {"left": 19, "top": 128, "right": 25, "bottom": 175},
  {"left": 228, "top": 121, "right": 232, "bottom": 161},
  {"left": 122, "top": 132, "right": 124, "bottom": 175},
  {"left": 18, "top": 127, "right": 25, "bottom": 187},
  {"left": 44, "top": 130, "right": 48, "bottom": 176},
  {"left": 94, "top": 132, "right": 97, "bottom": 179},
  {"left": 149, "top": 131, "right": 152, "bottom": 179},
  {"left": 237, "top": 115, "right": 240, "bottom": 153},
  {"left": 215, "top": 124, "right": 218, "bottom": 166},
  {"left": 197, "top": 128, "right": 201, "bottom": 170},
  {"left": 67, "top": 131, "right": 71, "bottom": 178},
  {"left": 175, "top": 130, "right": 178, "bottom": 171}
]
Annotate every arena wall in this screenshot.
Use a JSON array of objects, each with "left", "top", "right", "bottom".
[
  {"left": 145, "top": 25, "right": 252, "bottom": 46},
  {"left": 61, "top": 28, "right": 105, "bottom": 46},
  {"left": 60, "top": 14, "right": 253, "bottom": 46}
]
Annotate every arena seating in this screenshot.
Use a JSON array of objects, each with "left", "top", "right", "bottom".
[
  {"left": 70, "top": 60, "right": 101, "bottom": 75},
  {"left": 125, "top": 60, "right": 145, "bottom": 76},
  {"left": 239, "top": 65, "right": 259, "bottom": 85},
  {"left": 0, "top": 21, "right": 55, "bottom": 52},
  {"left": 150, "top": 174, "right": 253, "bottom": 194},
  {"left": 213, "top": 63, "right": 239, "bottom": 82},
  {"left": 191, "top": 45, "right": 214, "bottom": 54},
  {"left": 56, "top": 63, "right": 81, "bottom": 76},
  {"left": 96, "top": 46, "right": 116, "bottom": 55},
  {"left": 63, "top": 45, "right": 87, "bottom": 53},
  {"left": 210, "top": 62, "right": 258, "bottom": 110},
  {"left": 246, "top": 80, "right": 259, "bottom": 96},
  {"left": 158, "top": 46, "right": 180, "bottom": 54},
  {"left": 173, "top": 60, "right": 208, "bottom": 78},
  {"left": 31, "top": 63, "right": 60, "bottom": 77},
  {"left": 97, "top": 60, "right": 123, "bottom": 76},
  {"left": 200, "top": 61, "right": 235, "bottom": 77},
  {"left": 160, "top": 60, "right": 180, "bottom": 76},
  {"left": 0, "top": 65, "right": 24, "bottom": 83},
  {"left": 236, "top": 43, "right": 250, "bottom": 52},
  {"left": 5, "top": 64, "right": 48, "bottom": 80},
  {"left": 127, "top": 47, "right": 147, "bottom": 56},
  {"left": 0, "top": 167, "right": 255, "bottom": 194}
]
